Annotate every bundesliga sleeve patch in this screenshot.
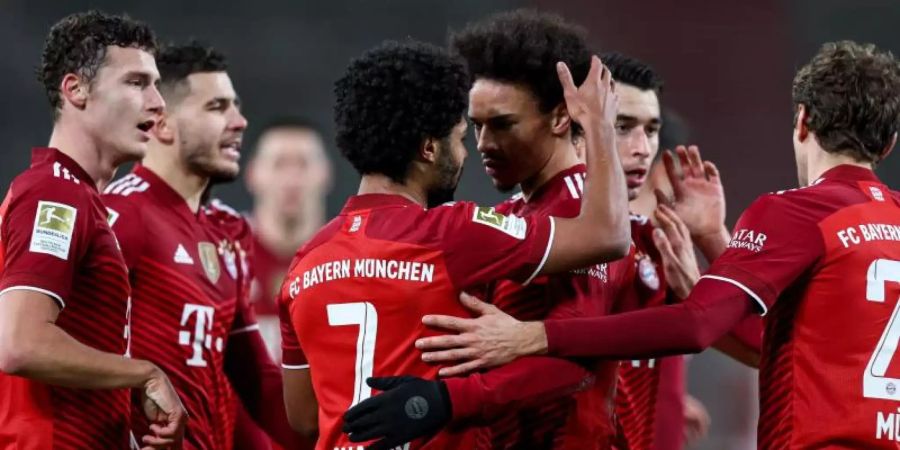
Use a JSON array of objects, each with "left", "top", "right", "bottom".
[
  {"left": 30, "top": 201, "right": 77, "bottom": 260},
  {"left": 472, "top": 206, "right": 527, "bottom": 240}
]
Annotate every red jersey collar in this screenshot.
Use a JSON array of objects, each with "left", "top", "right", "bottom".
[
  {"left": 341, "top": 194, "right": 421, "bottom": 214},
  {"left": 524, "top": 164, "right": 586, "bottom": 204},
  {"left": 31, "top": 147, "right": 98, "bottom": 191},
  {"left": 815, "top": 164, "right": 881, "bottom": 184},
  {"left": 132, "top": 165, "right": 206, "bottom": 222}
]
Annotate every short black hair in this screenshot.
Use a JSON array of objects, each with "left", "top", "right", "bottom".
[
  {"left": 156, "top": 41, "right": 228, "bottom": 103},
  {"left": 600, "top": 52, "right": 664, "bottom": 93},
  {"left": 334, "top": 40, "right": 469, "bottom": 183},
  {"left": 450, "top": 9, "right": 592, "bottom": 113},
  {"left": 793, "top": 40, "right": 900, "bottom": 163},
  {"left": 39, "top": 10, "right": 157, "bottom": 116}
]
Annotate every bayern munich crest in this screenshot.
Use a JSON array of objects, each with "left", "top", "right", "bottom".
[{"left": 638, "top": 255, "right": 660, "bottom": 290}]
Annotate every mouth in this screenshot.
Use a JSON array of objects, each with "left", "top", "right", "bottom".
[
  {"left": 624, "top": 167, "right": 648, "bottom": 189},
  {"left": 136, "top": 119, "right": 156, "bottom": 139},
  {"left": 219, "top": 139, "right": 242, "bottom": 161},
  {"left": 481, "top": 157, "right": 503, "bottom": 177}
]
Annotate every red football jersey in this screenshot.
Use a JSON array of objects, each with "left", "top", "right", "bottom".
[
  {"left": 483, "top": 165, "right": 630, "bottom": 449},
  {"left": 279, "top": 194, "right": 554, "bottom": 450},
  {"left": 103, "top": 166, "right": 257, "bottom": 450},
  {"left": 613, "top": 215, "right": 685, "bottom": 450},
  {"left": 0, "top": 148, "right": 132, "bottom": 449},
  {"left": 248, "top": 229, "right": 293, "bottom": 364},
  {"left": 703, "top": 165, "right": 900, "bottom": 448}
]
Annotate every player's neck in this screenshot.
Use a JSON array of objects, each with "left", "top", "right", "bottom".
[
  {"left": 520, "top": 140, "right": 580, "bottom": 201},
  {"left": 253, "top": 205, "right": 323, "bottom": 258},
  {"left": 806, "top": 147, "right": 874, "bottom": 185},
  {"left": 48, "top": 120, "right": 121, "bottom": 189},
  {"left": 358, "top": 174, "right": 427, "bottom": 207},
  {"left": 142, "top": 146, "right": 209, "bottom": 213}
]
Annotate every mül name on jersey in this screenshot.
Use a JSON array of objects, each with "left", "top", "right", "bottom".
[{"left": 877, "top": 408, "right": 900, "bottom": 441}]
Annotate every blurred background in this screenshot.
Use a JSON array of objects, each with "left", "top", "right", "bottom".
[{"left": 2, "top": 0, "right": 898, "bottom": 448}]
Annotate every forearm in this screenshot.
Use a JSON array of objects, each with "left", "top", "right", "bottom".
[
  {"left": 1, "top": 322, "right": 156, "bottom": 389},
  {"left": 693, "top": 225, "right": 731, "bottom": 262},
  {"left": 543, "top": 279, "right": 755, "bottom": 359},
  {"left": 226, "top": 331, "right": 309, "bottom": 447},
  {"left": 443, "top": 356, "right": 594, "bottom": 424},
  {"left": 713, "top": 312, "right": 762, "bottom": 368}
]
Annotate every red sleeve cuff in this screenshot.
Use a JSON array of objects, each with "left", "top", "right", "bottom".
[
  {"left": 543, "top": 319, "right": 569, "bottom": 356},
  {"left": 281, "top": 347, "right": 308, "bottom": 368},
  {"left": 443, "top": 376, "right": 484, "bottom": 422}
]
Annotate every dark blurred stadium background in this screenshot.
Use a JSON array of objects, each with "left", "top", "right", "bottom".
[{"left": 2, "top": 0, "right": 898, "bottom": 448}]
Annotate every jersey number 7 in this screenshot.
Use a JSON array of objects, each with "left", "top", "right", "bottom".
[
  {"left": 865, "top": 259, "right": 900, "bottom": 400},
  {"left": 328, "top": 302, "right": 378, "bottom": 407}
]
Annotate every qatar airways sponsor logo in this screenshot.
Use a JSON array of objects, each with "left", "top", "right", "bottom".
[
  {"left": 334, "top": 444, "right": 409, "bottom": 450},
  {"left": 290, "top": 259, "right": 436, "bottom": 296},
  {"left": 570, "top": 263, "right": 608, "bottom": 283},
  {"left": 837, "top": 223, "right": 900, "bottom": 249},
  {"left": 727, "top": 229, "right": 768, "bottom": 253}
]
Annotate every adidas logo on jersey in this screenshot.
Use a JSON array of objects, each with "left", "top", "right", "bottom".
[{"left": 174, "top": 244, "right": 195, "bottom": 265}]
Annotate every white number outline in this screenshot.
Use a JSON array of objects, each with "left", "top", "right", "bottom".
[
  {"left": 864, "top": 259, "right": 900, "bottom": 400},
  {"left": 327, "top": 302, "right": 378, "bottom": 407}
]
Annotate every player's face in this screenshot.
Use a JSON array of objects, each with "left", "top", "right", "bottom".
[
  {"left": 614, "top": 84, "right": 661, "bottom": 200},
  {"left": 171, "top": 72, "right": 247, "bottom": 181},
  {"left": 427, "top": 118, "right": 468, "bottom": 207},
  {"left": 248, "top": 128, "right": 330, "bottom": 218},
  {"left": 469, "top": 79, "right": 556, "bottom": 192},
  {"left": 82, "top": 46, "right": 164, "bottom": 163}
]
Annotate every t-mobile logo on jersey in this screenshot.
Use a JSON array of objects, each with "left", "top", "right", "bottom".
[{"left": 178, "top": 304, "right": 223, "bottom": 367}]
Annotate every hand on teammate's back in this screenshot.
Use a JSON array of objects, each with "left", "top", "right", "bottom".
[{"left": 139, "top": 366, "right": 187, "bottom": 450}]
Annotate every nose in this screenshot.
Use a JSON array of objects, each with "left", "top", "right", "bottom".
[
  {"left": 229, "top": 108, "right": 248, "bottom": 131},
  {"left": 630, "top": 129, "right": 651, "bottom": 158},
  {"left": 146, "top": 84, "right": 165, "bottom": 115},
  {"left": 475, "top": 126, "right": 495, "bottom": 155}
]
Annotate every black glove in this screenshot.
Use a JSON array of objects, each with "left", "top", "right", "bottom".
[{"left": 342, "top": 376, "right": 451, "bottom": 450}]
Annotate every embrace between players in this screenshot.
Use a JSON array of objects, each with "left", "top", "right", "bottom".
[{"left": 1, "top": 7, "right": 900, "bottom": 450}]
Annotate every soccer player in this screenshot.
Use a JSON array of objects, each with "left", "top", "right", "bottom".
[
  {"left": 0, "top": 11, "right": 186, "bottom": 450},
  {"left": 245, "top": 118, "right": 332, "bottom": 361},
  {"left": 280, "top": 39, "right": 629, "bottom": 450},
  {"left": 102, "top": 42, "right": 304, "bottom": 450},
  {"left": 412, "top": 40, "right": 900, "bottom": 449}
]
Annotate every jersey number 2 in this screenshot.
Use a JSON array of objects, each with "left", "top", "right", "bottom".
[
  {"left": 328, "top": 302, "right": 378, "bottom": 407},
  {"left": 865, "top": 259, "right": 900, "bottom": 400}
]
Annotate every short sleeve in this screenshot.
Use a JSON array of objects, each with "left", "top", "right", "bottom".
[
  {"left": 278, "top": 282, "right": 308, "bottom": 369},
  {"left": 433, "top": 202, "right": 553, "bottom": 288},
  {"left": 702, "top": 195, "right": 824, "bottom": 315},
  {"left": 101, "top": 194, "right": 145, "bottom": 269},
  {"left": 0, "top": 180, "right": 92, "bottom": 308}
]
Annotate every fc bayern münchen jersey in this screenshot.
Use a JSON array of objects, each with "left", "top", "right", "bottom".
[
  {"left": 483, "top": 165, "right": 630, "bottom": 449},
  {"left": 0, "top": 148, "right": 132, "bottom": 449},
  {"left": 280, "top": 194, "right": 554, "bottom": 450},
  {"left": 703, "top": 165, "right": 900, "bottom": 448},
  {"left": 103, "top": 166, "right": 257, "bottom": 450},
  {"left": 614, "top": 215, "right": 685, "bottom": 450}
]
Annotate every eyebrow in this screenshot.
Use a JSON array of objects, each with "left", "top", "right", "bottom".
[
  {"left": 617, "top": 114, "right": 661, "bottom": 125},
  {"left": 469, "top": 113, "right": 516, "bottom": 123},
  {"left": 206, "top": 96, "right": 241, "bottom": 107}
]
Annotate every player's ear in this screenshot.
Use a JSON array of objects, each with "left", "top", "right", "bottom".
[
  {"left": 550, "top": 103, "right": 573, "bottom": 137},
  {"left": 794, "top": 104, "right": 810, "bottom": 142},
  {"left": 153, "top": 115, "right": 175, "bottom": 145},
  {"left": 60, "top": 73, "right": 88, "bottom": 110},
  {"left": 419, "top": 137, "right": 439, "bottom": 164},
  {"left": 880, "top": 132, "right": 897, "bottom": 162}
]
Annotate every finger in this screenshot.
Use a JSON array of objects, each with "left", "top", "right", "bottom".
[
  {"left": 654, "top": 206, "right": 683, "bottom": 248},
  {"left": 675, "top": 146, "right": 696, "bottom": 178},
  {"left": 686, "top": 145, "right": 704, "bottom": 178},
  {"left": 421, "top": 314, "right": 475, "bottom": 332},
  {"left": 343, "top": 409, "right": 389, "bottom": 435},
  {"left": 438, "top": 359, "right": 485, "bottom": 377},
  {"left": 366, "top": 376, "right": 414, "bottom": 391},
  {"left": 348, "top": 423, "right": 391, "bottom": 443},
  {"left": 416, "top": 334, "right": 469, "bottom": 351},
  {"left": 343, "top": 396, "right": 383, "bottom": 423},
  {"left": 556, "top": 61, "right": 576, "bottom": 96},
  {"left": 141, "top": 433, "right": 175, "bottom": 447},
  {"left": 652, "top": 228, "right": 676, "bottom": 261},
  {"left": 421, "top": 347, "right": 480, "bottom": 364},
  {"left": 703, "top": 160, "right": 721, "bottom": 184},
  {"left": 653, "top": 188, "right": 671, "bottom": 208},
  {"left": 147, "top": 416, "right": 181, "bottom": 439},
  {"left": 662, "top": 151, "right": 683, "bottom": 199},
  {"left": 459, "top": 292, "right": 496, "bottom": 316}
]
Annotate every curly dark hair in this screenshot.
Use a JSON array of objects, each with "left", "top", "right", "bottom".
[
  {"left": 39, "top": 10, "right": 157, "bottom": 116},
  {"left": 792, "top": 40, "right": 900, "bottom": 163},
  {"left": 600, "top": 52, "right": 664, "bottom": 93},
  {"left": 334, "top": 40, "right": 469, "bottom": 183},
  {"left": 156, "top": 41, "right": 228, "bottom": 103},
  {"left": 450, "top": 9, "right": 591, "bottom": 113}
]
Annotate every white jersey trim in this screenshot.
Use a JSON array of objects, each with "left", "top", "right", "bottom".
[
  {"left": 282, "top": 363, "right": 310, "bottom": 370},
  {"left": 700, "top": 275, "right": 768, "bottom": 316},
  {"left": 0, "top": 286, "right": 66, "bottom": 309},
  {"left": 523, "top": 216, "right": 555, "bottom": 286},
  {"left": 229, "top": 324, "right": 261, "bottom": 335}
]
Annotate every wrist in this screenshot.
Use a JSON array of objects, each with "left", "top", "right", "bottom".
[
  {"left": 136, "top": 359, "right": 162, "bottom": 387},
  {"left": 521, "top": 321, "right": 548, "bottom": 356}
]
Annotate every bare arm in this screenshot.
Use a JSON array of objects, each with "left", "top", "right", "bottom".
[
  {"left": 540, "top": 56, "right": 630, "bottom": 275},
  {"left": 284, "top": 367, "right": 318, "bottom": 438}
]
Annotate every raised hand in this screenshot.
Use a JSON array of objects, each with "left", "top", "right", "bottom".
[
  {"left": 652, "top": 203, "right": 701, "bottom": 299},
  {"left": 660, "top": 145, "right": 726, "bottom": 239},
  {"left": 557, "top": 55, "right": 618, "bottom": 128}
]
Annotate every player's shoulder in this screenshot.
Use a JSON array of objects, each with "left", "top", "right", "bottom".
[
  {"left": 204, "top": 198, "right": 252, "bottom": 240},
  {"left": 102, "top": 172, "right": 152, "bottom": 199},
  {"left": 746, "top": 179, "right": 861, "bottom": 222},
  {"left": 8, "top": 163, "right": 95, "bottom": 209}
]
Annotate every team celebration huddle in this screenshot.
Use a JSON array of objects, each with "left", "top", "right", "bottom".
[{"left": 1, "top": 6, "right": 899, "bottom": 450}]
